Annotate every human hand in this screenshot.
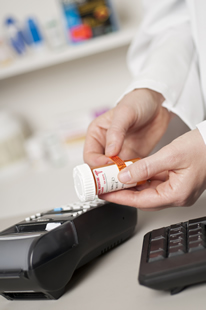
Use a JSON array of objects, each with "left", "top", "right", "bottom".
[
  {"left": 100, "top": 129, "right": 206, "bottom": 210},
  {"left": 84, "top": 88, "right": 171, "bottom": 167}
]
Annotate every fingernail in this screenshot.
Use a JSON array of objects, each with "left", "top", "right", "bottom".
[
  {"left": 106, "top": 159, "right": 113, "bottom": 164},
  {"left": 118, "top": 169, "right": 131, "bottom": 183}
]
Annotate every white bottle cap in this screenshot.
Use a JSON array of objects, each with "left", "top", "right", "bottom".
[{"left": 73, "top": 163, "right": 96, "bottom": 202}]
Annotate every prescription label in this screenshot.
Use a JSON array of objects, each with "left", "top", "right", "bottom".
[{"left": 92, "top": 161, "right": 136, "bottom": 195}]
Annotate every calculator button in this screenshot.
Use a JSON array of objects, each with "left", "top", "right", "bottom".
[
  {"left": 168, "top": 245, "right": 186, "bottom": 257},
  {"left": 53, "top": 207, "right": 63, "bottom": 212},
  {"left": 189, "top": 235, "right": 204, "bottom": 243},
  {"left": 148, "top": 250, "right": 165, "bottom": 262},
  {"left": 188, "top": 228, "right": 203, "bottom": 237},
  {"left": 169, "top": 234, "right": 184, "bottom": 242},
  {"left": 148, "top": 230, "right": 167, "bottom": 262},
  {"left": 169, "top": 239, "right": 184, "bottom": 248},
  {"left": 83, "top": 205, "right": 91, "bottom": 209},
  {"left": 150, "top": 238, "right": 166, "bottom": 252},
  {"left": 150, "top": 228, "right": 167, "bottom": 241},
  {"left": 72, "top": 206, "right": 81, "bottom": 210},
  {"left": 90, "top": 203, "right": 98, "bottom": 207},
  {"left": 188, "top": 223, "right": 202, "bottom": 230},
  {"left": 170, "top": 226, "right": 186, "bottom": 236},
  {"left": 188, "top": 240, "right": 205, "bottom": 252},
  {"left": 62, "top": 206, "right": 72, "bottom": 211}
]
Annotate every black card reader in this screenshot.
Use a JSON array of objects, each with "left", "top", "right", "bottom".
[{"left": 0, "top": 200, "right": 137, "bottom": 300}]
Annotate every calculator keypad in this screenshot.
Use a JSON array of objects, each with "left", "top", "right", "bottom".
[
  {"left": 139, "top": 216, "right": 206, "bottom": 294},
  {"left": 147, "top": 218, "right": 206, "bottom": 262}
]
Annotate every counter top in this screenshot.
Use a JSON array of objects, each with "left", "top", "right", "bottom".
[{"left": 1, "top": 191, "right": 206, "bottom": 310}]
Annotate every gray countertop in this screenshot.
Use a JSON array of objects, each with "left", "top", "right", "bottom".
[{"left": 1, "top": 192, "right": 206, "bottom": 310}]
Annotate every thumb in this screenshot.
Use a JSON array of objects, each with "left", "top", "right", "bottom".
[
  {"left": 105, "top": 106, "right": 135, "bottom": 156},
  {"left": 118, "top": 145, "right": 179, "bottom": 183}
]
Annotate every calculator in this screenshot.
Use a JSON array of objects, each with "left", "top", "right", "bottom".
[
  {"left": 0, "top": 200, "right": 137, "bottom": 300},
  {"left": 138, "top": 216, "right": 206, "bottom": 294}
]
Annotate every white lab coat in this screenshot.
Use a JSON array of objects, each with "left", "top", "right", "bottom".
[{"left": 124, "top": 0, "right": 206, "bottom": 143}]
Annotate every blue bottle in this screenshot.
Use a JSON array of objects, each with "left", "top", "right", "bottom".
[
  {"left": 5, "top": 17, "right": 26, "bottom": 55},
  {"left": 27, "top": 18, "right": 43, "bottom": 45}
]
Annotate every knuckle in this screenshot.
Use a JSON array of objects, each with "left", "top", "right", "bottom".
[
  {"left": 107, "top": 125, "right": 125, "bottom": 142},
  {"left": 108, "top": 124, "right": 121, "bottom": 134}
]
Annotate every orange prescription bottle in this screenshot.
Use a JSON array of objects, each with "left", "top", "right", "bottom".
[{"left": 73, "top": 156, "right": 145, "bottom": 202}]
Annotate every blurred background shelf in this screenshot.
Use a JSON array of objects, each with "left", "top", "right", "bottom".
[
  {"left": 0, "top": 0, "right": 142, "bottom": 218},
  {"left": 0, "top": 0, "right": 141, "bottom": 80},
  {"left": 0, "top": 25, "right": 136, "bottom": 80}
]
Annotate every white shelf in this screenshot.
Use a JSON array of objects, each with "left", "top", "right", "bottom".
[{"left": 0, "top": 26, "right": 136, "bottom": 80}]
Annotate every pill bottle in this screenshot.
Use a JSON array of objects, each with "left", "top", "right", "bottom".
[{"left": 73, "top": 156, "right": 145, "bottom": 202}]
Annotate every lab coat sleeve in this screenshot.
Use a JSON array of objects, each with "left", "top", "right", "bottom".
[
  {"left": 196, "top": 121, "right": 206, "bottom": 144},
  {"left": 119, "top": 0, "right": 205, "bottom": 130}
]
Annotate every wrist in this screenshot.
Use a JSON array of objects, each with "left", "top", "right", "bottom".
[{"left": 133, "top": 88, "right": 165, "bottom": 106}]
